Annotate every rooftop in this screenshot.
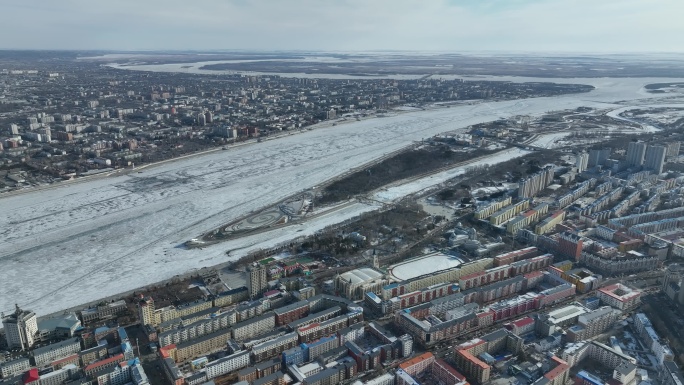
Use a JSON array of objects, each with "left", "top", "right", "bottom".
[
  {"left": 37, "top": 313, "right": 81, "bottom": 331},
  {"left": 599, "top": 283, "right": 641, "bottom": 301},
  {"left": 33, "top": 337, "right": 80, "bottom": 357},
  {"left": 339, "top": 268, "right": 384, "bottom": 284},
  {"left": 389, "top": 252, "right": 463, "bottom": 281},
  {"left": 399, "top": 352, "right": 434, "bottom": 370}
]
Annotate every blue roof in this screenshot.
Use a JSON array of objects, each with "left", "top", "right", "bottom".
[
  {"left": 118, "top": 327, "right": 129, "bottom": 341},
  {"left": 577, "top": 371, "right": 603, "bottom": 385}
]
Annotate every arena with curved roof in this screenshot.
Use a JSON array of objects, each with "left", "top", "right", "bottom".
[{"left": 388, "top": 252, "right": 464, "bottom": 281}]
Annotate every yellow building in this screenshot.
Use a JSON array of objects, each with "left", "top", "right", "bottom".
[
  {"left": 490, "top": 201, "right": 530, "bottom": 226},
  {"left": 535, "top": 210, "right": 566, "bottom": 235}
]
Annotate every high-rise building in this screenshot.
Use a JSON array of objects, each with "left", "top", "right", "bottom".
[
  {"left": 247, "top": 265, "right": 268, "bottom": 299},
  {"left": 138, "top": 296, "right": 158, "bottom": 326},
  {"left": 197, "top": 113, "right": 207, "bottom": 126},
  {"left": 626, "top": 142, "right": 647, "bottom": 167},
  {"left": 666, "top": 142, "right": 681, "bottom": 160},
  {"left": 644, "top": 145, "right": 667, "bottom": 174},
  {"left": 9, "top": 124, "right": 19, "bottom": 135},
  {"left": 519, "top": 166, "right": 554, "bottom": 198},
  {"left": 558, "top": 232, "right": 583, "bottom": 262},
  {"left": 588, "top": 148, "right": 611, "bottom": 167},
  {"left": 38, "top": 126, "right": 51, "bottom": 142},
  {"left": 2, "top": 305, "right": 38, "bottom": 351},
  {"left": 576, "top": 152, "right": 589, "bottom": 173}
]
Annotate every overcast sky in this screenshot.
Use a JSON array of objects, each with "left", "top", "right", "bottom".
[{"left": 1, "top": 0, "right": 682, "bottom": 52}]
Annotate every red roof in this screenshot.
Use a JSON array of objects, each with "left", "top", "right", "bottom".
[
  {"left": 460, "top": 271, "right": 485, "bottom": 280},
  {"left": 456, "top": 349, "right": 489, "bottom": 370},
  {"left": 435, "top": 358, "right": 467, "bottom": 381},
  {"left": 524, "top": 270, "right": 544, "bottom": 279},
  {"left": 298, "top": 323, "right": 320, "bottom": 332},
  {"left": 160, "top": 344, "right": 176, "bottom": 359},
  {"left": 511, "top": 317, "right": 535, "bottom": 328},
  {"left": 544, "top": 356, "right": 569, "bottom": 380},
  {"left": 23, "top": 369, "right": 39, "bottom": 384},
  {"left": 51, "top": 353, "right": 78, "bottom": 366},
  {"left": 84, "top": 353, "right": 124, "bottom": 373},
  {"left": 399, "top": 352, "right": 434, "bottom": 370}
]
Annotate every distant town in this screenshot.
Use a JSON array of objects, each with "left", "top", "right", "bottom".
[{"left": 0, "top": 57, "right": 590, "bottom": 191}]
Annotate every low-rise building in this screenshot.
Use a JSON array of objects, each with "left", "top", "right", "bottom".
[
  {"left": 251, "top": 332, "right": 298, "bottom": 362},
  {"left": 175, "top": 328, "right": 233, "bottom": 363},
  {"left": 32, "top": 337, "right": 81, "bottom": 367},
  {"left": 597, "top": 284, "right": 641, "bottom": 311},
  {"left": 232, "top": 312, "right": 275, "bottom": 342},
  {"left": 205, "top": 350, "right": 250, "bottom": 379},
  {"left": 0, "top": 357, "right": 31, "bottom": 379}
]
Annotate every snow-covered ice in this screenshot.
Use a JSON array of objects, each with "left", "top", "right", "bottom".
[{"left": 0, "top": 77, "right": 681, "bottom": 316}]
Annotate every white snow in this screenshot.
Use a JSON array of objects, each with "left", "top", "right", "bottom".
[
  {"left": 389, "top": 253, "right": 464, "bottom": 281},
  {"left": 373, "top": 148, "right": 530, "bottom": 203},
  {"left": 0, "top": 77, "right": 681, "bottom": 316},
  {"left": 526, "top": 132, "right": 572, "bottom": 149},
  {"left": 606, "top": 104, "right": 684, "bottom": 132}
]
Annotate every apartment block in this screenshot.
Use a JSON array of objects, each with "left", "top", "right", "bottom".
[{"left": 205, "top": 350, "right": 250, "bottom": 379}]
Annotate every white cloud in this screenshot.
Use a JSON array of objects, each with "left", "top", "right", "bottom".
[{"left": 0, "top": 0, "right": 682, "bottom": 51}]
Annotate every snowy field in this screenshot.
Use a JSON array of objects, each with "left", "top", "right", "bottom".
[
  {"left": 0, "top": 77, "right": 681, "bottom": 316},
  {"left": 606, "top": 103, "right": 684, "bottom": 132},
  {"left": 526, "top": 132, "right": 573, "bottom": 149}
]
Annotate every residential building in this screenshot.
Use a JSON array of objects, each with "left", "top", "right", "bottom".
[
  {"left": 567, "top": 306, "right": 620, "bottom": 342},
  {"left": 205, "top": 350, "right": 250, "bottom": 379},
  {"left": 38, "top": 364, "right": 78, "bottom": 385},
  {"left": 627, "top": 141, "right": 647, "bottom": 167},
  {"left": 0, "top": 357, "right": 31, "bottom": 378},
  {"left": 84, "top": 353, "right": 125, "bottom": 376},
  {"left": 32, "top": 337, "right": 81, "bottom": 367},
  {"left": 597, "top": 284, "right": 641, "bottom": 311},
  {"left": 273, "top": 301, "right": 309, "bottom": 326},
  {"left": 398, "top": 352, "right": 435, "bottom": 378},
  {"left": 247, "top": 265, "right": 269, "bottom": 299},
  {"left": 645, "top": 144, "right": 667, "bottom": 174},
  {"left": 557, "top": 232, "right": 583, "bottom": 261},
  {"left": 175, "top": 328, "right": 233, "bottom": 363},
  {"left": 232, "top": 312, "right": 276, "bottom": 342},
  {"left": 79, "top": 300, "right": 127, "bottom": 323},
  {"left": 251, "top": 332, "right": 298, "bottom": 362},
  {"left": 432, "top": 358, "right": 468, "bottom": 385},
  {"left": 661, "top": 361, "right": 684, "bottom": 385}
]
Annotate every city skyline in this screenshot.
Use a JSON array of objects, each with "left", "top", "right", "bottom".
[{"left": 1, "top": 0, "right": 683, "bottom": 52}]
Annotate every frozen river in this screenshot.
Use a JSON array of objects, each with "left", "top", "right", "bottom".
[{"left": 0, "top": 76, "right": 680, "bottom": 316}]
